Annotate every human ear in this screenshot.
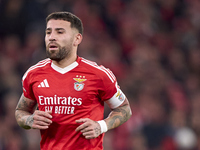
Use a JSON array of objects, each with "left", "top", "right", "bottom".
[{"left": 74, "top": 33, "right": 82, "bottom": 46}]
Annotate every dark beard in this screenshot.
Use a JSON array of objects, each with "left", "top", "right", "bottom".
[{"left": 46, "top": 46, "right": 70, "bottom": 61}]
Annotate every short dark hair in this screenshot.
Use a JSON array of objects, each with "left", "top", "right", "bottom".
[{"left": 46, "top": 12, "right": 83, "bottom": 34}]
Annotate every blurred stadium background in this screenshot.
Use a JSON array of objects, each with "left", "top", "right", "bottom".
[{"left": 1, "top": 0, "right": 200, "bottom": 149}]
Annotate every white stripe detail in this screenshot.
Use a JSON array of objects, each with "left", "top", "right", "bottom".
[
  {"left": 81, "top": 59, "right": 115, "bottom": 83},
  {"left": 28, "top": 59, "right": 50, "bottom": 71},
  {"left": 81, "top": 58, "right": 98, "bottom": 66},
  {"left": 22, "top": 59, "right": 51, "bottom": 81},
  {"left": 100, "top": 65, "right": 116, "bottom": 81},
  {"left": 38, "top": 79, "right": 49, "bottom": 88},
  {"left": 23, "top": 87, "right": 27, "bottom": 92},
  {"left": 41, "top": 82, "right": 45, "bottom": 87},
  {"left": 44, "top": 79, "right": 49, "bottom": 87}
]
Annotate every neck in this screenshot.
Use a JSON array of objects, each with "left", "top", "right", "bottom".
[{"left": 52, "top": 53, "right": 77, "bottom": 68}]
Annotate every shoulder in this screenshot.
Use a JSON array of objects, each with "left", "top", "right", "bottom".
[
  {"left": 79, "top": 57, "right": 116, "bottom": 83},
  {"left": 22, "top": 58, "right": 51, "bottom": 81}
]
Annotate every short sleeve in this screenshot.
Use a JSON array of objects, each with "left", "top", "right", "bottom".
[
  {"left": 22, "top": 72, "right": 36, "bottom": 101},
  {"left": 98, "top": 66, "right": 118, "bottom": 101},
  {"left": 97, "top": 65, "right": 126, "bottom": 108}
]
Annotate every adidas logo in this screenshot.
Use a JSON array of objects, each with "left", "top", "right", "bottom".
[{"left": 38, "top": 79, "right": 49, "bottom": 87}]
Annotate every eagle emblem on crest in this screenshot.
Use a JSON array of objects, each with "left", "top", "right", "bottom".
[{"left": 73, "top": 76, "right": 87, "bottom": 91}]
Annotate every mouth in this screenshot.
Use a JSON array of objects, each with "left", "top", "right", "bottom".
[{"left": 48, "top": 44, "right": 58, "bottom": 50}]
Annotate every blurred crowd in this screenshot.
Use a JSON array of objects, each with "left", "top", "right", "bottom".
[{"left": 1, "top": 0, "right": 200, "bottom": 150}]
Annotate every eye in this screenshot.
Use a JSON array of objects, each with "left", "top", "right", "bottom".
[
  {"left": 58, "top": 31, "right": 63, "bottom": 34},
  {"left": 46, "top": 31, "right": 51, "bottom": 34}
]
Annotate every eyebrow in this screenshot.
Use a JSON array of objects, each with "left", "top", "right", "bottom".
[{"left": 46, "top": 28, "right": 65, "bottom": 31}]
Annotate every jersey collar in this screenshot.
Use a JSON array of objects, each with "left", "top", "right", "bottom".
[{"left": 51, "top": 59, "right": 79, "bottom": 74}]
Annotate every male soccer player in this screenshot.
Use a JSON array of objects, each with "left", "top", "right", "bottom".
[{"left": 15, "top": 11, "right": 132, "bottom": 150}]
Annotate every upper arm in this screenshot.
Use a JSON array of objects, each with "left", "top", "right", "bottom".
[
  {"left": 117, "top": 97, "right": 130, "bottom": 108},
  {"left": 16, "top": 93, "right": 37, "bottom": 113},
  {"left": 105, "top": 86, "right": 127, "bottom": 109},
  {"left": 112, "top": 97, "right": 132, "bottom": 116},
  {"left": 107, "top": 96, "right": 131, "bottom": 113}
]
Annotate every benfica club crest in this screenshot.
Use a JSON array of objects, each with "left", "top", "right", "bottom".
[{"left": 73, "top": 76, "right": 87, "bottom": 91}]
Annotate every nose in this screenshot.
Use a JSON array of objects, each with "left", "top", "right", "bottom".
[{"left": 48, "top": 32, "right": 56, "bottom": 41}]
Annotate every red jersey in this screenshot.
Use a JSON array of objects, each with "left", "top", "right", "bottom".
[{"left": 22, "top": 56, "right": 121, "bottom": 150}]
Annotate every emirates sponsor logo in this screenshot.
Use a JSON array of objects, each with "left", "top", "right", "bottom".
[
  {"left": 38, "top": 95, "right": 82, "bottom": 114},
  {"left": 39, "top": 95, "right": 82, "bottom": 105}
]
